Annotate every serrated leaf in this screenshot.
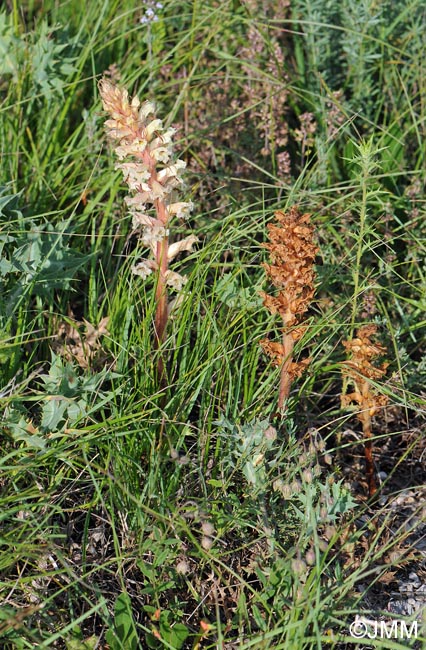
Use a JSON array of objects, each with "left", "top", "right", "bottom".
[
  {"left": 214, "top": 273, "right": 260, "bottom": 309},
  {"left": 0, "top": 186, "right": 23, "bottom": 219},
  {"left": 11, "top": 426, "right": 46, "bottom": 450},
  {"left": 30, "top": 20, "right": 77, "bottom": 101},
  {"left": 0, "top": 12, "right": 24, "bottom": 79},
  {"left": 40, "top": 397, "right": 68, "bottom": 431},
  {"left": 11, "top": 221, "right": 87, "bottom": 294}
]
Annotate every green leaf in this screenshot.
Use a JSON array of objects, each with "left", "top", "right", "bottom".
[
  {"left": 0, "top": 13, "right": 24, "bottom": 79},
  {"left": 66, "top": 636, "right": 99, "bottom": 650},
  {"left": 9, "top": 220, "right": 87, "bottom": 299},
  {"left": 105, "top": 593, "right": 138, "bottom": 650},
  {"left": 159, "top": 622, "right": 189, "bottom": 649},
  {"left": 0, "top": 186, "right": 23, "bottom": 220},
  {"left": 214, "top": 273, "right": 261, "bottom": 310},
  {"left": 40, "top": 397, "right": 68, "bottom": 431},
  {"left": 252, "top": 604, "right": 267, "bottom": 631},
  {"left": 206, "top": 479, "right": 224, "bottom": 487},
  {"left": 5, "top": 413, "right": 46, "bottom": 449},
  {"left": 30, "top": 20, "right": 77, "bottom": 101}
]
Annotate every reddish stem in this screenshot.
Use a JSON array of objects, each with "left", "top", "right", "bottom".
[
  {"left": 153, "top": 197, "right": 169, "bottom": 384},
  {"left": 364, "top": 436, "right": 377, "bottom": 498},
  {"left": 278, "top": 328, "right": 294, "bottom": 411},
  {"left": 360, "top": 382, "right": 377, "bottom": 498}
]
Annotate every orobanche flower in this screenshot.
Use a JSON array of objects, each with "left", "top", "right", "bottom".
[
  {"left": 98, "top": 76, "right": 197, "bottom": 276},
  {"left": 131, "top": 259, "right": 157, "bottom": 279},
  {"left": 99, "top": 77, "right": 198, "bottom": 371},
  {"left": 341, "top": 325, "right": 389, "bottom": 497},
  {"left": 260, "top": 207, "right": 317, "bottom": 411},
  {"left": 98, "top": 78, "right": 190, "bottom": 227}
]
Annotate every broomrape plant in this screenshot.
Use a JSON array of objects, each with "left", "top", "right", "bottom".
[
  {"left": 98, "top": 78, "right": 197, "bottom": 380},
  {"left": 341, "top": 325, "right": 389, "bottom": 497},
  {"left": 260, "top": 207, "right": 317, "bottom": 411}
]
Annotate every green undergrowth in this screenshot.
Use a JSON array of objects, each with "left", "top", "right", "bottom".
[{"left": 0, "top": 0, "right": 425, "bottom": 648}]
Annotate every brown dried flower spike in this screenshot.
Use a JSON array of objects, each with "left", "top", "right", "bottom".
[
  {"left": 260, "top": 207, "right": 317, "bottom": 410},
  {"left": 341, "top": 325, "right": 389, "bottom": 497}
]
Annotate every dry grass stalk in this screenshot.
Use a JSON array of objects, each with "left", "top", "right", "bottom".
[
  {"left": 260, "top": 207, "right": 317, "bottom": 411},
  {"left": 341, "top": 324, "right": 389, "bottom": 497},
  {"left": 98, "top": 78, "right": 197, "bottom": 382}
]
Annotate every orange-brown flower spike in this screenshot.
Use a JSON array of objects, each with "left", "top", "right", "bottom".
[
  {"left": 260, "top": 207, "right": 317, "bottom": 411},
  {"left": 341, "top": 325, "right": 389, "bottom": 497}
]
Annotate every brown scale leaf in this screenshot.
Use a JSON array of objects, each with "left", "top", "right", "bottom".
[
  {"left": 342, "top": 325, "right": 389, "bottom": 389},
  {"left": 259, "top": 339, "right": 286, "bottom": 366},
  {"left": 289, "top": 357, "right": 312, "bottom": 379},
  {"left": 291, "top": 325, "right": 309, "bottom": 341},
  {"left": 260, "top": 339, "right": 311, "bottom": 377}
]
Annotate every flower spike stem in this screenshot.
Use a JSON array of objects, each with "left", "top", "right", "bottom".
[
  {"left": 154, "top": 236, "right": 168, "bottom": 346},
  {"left": 279, "top": 328, "right": 294, "bottom": 409},
  {"left": 98, "top": 78, "right": 197, "bottom": 385}
]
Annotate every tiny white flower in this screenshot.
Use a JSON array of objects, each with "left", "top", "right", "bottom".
[
  {"left": 167, "top": 201, "right": 193, "bottom": 220},
  {"left": 158, "top": 160, "right": 186, "bottom": 180},
  {"left": 141, "top": 225, "right": 169, "bottom": 246},
  {"left": 130, "top": 211, "right": 156, "bottom": 228},
  {"left": 116, "top": 162, "right": 151, "bottom": 191},
  {"left": 149, "top": 135, "right": 174, "bottom": 155},
  {"left": 164, "top": 270, "right": 187, "bottom": 291},
  {"left": 139, "top": 101, "right": 156, "bottom": 121},
  {"left": 150, "top": 179, "right": 165, "bottom": 200},
  {"left": 144, "top": 118, "right": 163, "bottom": 138},
  {"left": 168, "top": 235, "right": 198, "bottom": 261},
  {"left": 150, "top": 146, "right": 172, "bottom": 164},
  {"left": 125, "top": 192, "right": 152, "bottom": 207},
  {"left": 115, "top": 140, "right": 148, "bottom": 160},
  {"left": 164, "top": 127, "right": 176, "bottom": 140},
  {"left": 167, "top": 292, "right": 186, "bottom": 318},
  {"left": 104, "top": 122, "right": 133, "bottom": 140},
  {"left": 131, "top": 95, "right": 140, "bottom": 110},
  {"left": 157, "top": 162, "right": 186, "bottom": 190},
  {"left": 116, "top": 161, "right": 150, "bottom": 178},
  {"left": 131, "top": 259, "right": 157, "bottom": 279}
]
